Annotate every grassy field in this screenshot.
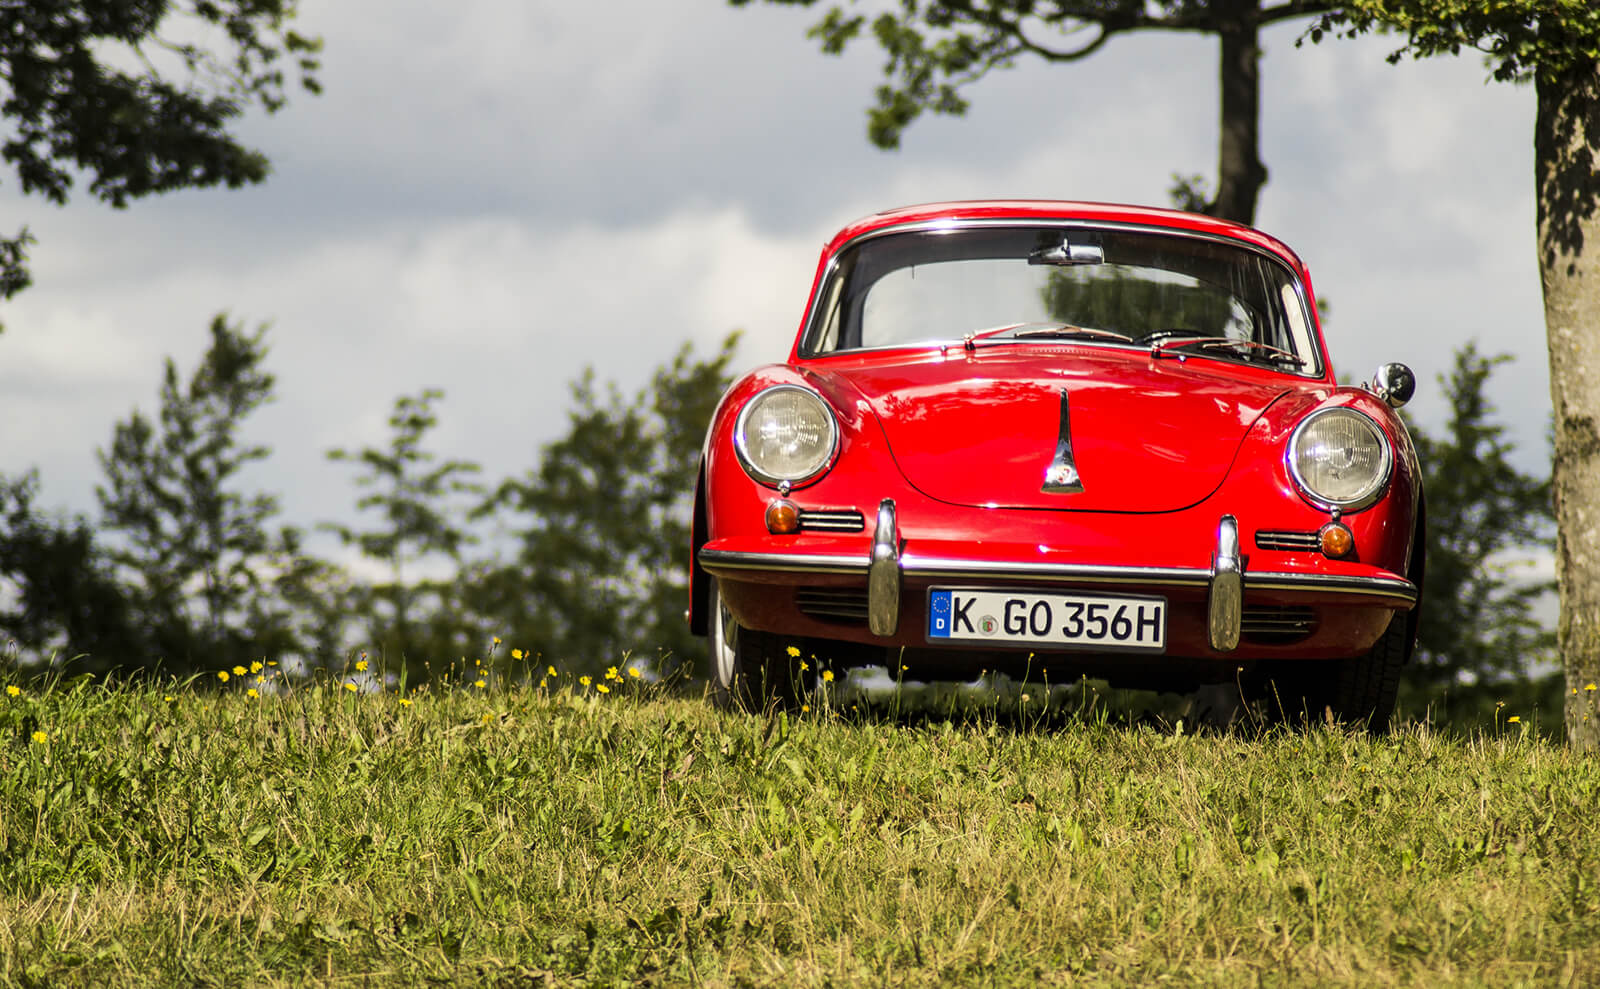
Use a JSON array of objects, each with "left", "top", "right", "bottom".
[{"left": 3, "top": 664, "right": 1599, "bottom": 987}]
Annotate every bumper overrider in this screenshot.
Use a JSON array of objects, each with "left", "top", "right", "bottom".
[{"left": 698, "top": 499, "right": 1418, "bottom": 655}]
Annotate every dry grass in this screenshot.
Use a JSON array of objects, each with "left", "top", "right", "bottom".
[{"left": 3, "top": 668, "right": 1599, "bottom": 986}]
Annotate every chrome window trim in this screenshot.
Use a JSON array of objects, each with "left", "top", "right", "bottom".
[
  {"left": 796, "top": 216, "right": 1325, "bottom": 378},
  {"left": 731, "top": 384, "right": 840, "bottom": 488},
  {"left": 1285, "top": 407, "right": 1394, "bottom": 513},
  {"left": 696, "top": 548, "right": 1418, "bottom": 606}
]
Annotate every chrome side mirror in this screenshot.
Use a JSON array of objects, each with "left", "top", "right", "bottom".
[{"left": 1369, "top": 363, "right": 1416, "bottom": 409}]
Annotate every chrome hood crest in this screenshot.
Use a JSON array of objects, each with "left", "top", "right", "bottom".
[{"left": 1042, "top": 390, "right": 1083, "bottom": 494}]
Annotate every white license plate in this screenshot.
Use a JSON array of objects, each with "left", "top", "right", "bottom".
[{"left": 926, "top": 588, "right": 1166, "bottom": 652}]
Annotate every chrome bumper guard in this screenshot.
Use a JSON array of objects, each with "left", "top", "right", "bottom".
[
  {"left": 1208, "top": 516, "right": 1242, "bottom": 652},
  {"left": 867, "top": 499, "right": 900, "bottom": 636}
]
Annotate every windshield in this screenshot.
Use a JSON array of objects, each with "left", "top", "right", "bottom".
[{"left": 802, "top": 224, "right": 1322, "bottom": 374}]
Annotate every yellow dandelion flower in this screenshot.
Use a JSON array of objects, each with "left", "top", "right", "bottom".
[
  {"left": 217, "top": 671, "right": 230, "bottom": 683},
  {"left": 512, "top": 648, "right": 524, "bottom": 660},
  {"left": 1587, "top": 683, "right": 1598, "bottom": 692},
  {"left": 343, "top": 682, "right": 357, "bottom": 693},
  {"left": 547, "top": 665, "right": 557, "bottom": 678},
  {"left": 799, "top": 661, "right": 809, "bottom": 672},
  {"left": 247, "top": 688, "right": 260, "bottom": 699},
  {"left": 493, "top": 636, "right": 502, "bottom": 646},
  {"left": 579, "top": 675, "right": 592, "bottom": 687},
  {"left": 597, "top": 684, "right": 611, "bottom": 694},
  {"left": 628, "top": 667, "right": 642, "bottom": 678},
  {"left": 607, "top": 665, "right": 619, "bottom": 679},
  {"left": 164, "top": 695, "right": 174, "bottom": 702},
  {"left": 267, "top": 660, "right": 278, "bottom": 667},
  {"left": 355, "top": 659, "right": 368, "bottom": 672},
  {"left": 786, "top": 645, "right": 801, "bottom": 658},
  {"left": 1508, "top": 715, "right": 1521, "bottom": 724},
  {"left": 256, "top": 675, "right": 265, "bottom": 685},
  {"left": 31, "top": 730, "right": 48, "bottom": 744},
  {"left": 399, "top": 698, "right": 413, "bottom": 707},
  {"left": 250, "top": 661, "right": 263, "bottom": 673},
  {"left": 5, "top": 685, "right": 19, "bottom": 697},
  {"left": 474, "top": 679, "right": 487, "bottom": 689},
  {"left": 232, "top": 665, "right": 246, "bottom": 676},
  {"left": 822, "top": 670, "right": 835, "bottom": 683},
  {"left": 802, "top": 704, "right": 811, "bottom": 713}
]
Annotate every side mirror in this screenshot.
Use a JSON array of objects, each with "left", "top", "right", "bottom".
[{"left": 1369, "top": 363, "right": 1415, "bottom": 409}]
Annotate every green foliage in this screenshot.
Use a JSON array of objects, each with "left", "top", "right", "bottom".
[
  {"left": 95, "top": 315, "right": 303, "bottom": 673},
  {"left": 1404, "top": 346, "right": 1556, "bottom": 702},
  {"left": 1310, "top": 0, "right": 1600, "bottom": 83},
  {"left": 324, "top": 390, "right": 484, "bottom": 684},
  {"left": 0, "top": 471, "right": 139, "bottom": 671},
  {"left": 471, "top": 334, "right": 740, "bottom": 679},
  {"left": 0, "top": 0, "right": 322, "bottom": 328},
  {"left": 4, "top": 677, "right": 1600, "bottom": 985}
]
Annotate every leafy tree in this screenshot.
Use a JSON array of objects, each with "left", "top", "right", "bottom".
[
  {"left": 0, "top": 470, "right": 139, "bottom": 673},
  {"left": 730, "top": 0, "right": 1337, "bottom": 223},
  {"left": 1404, "top": 346, "right": 1555, "bottom": 702},
  {"left": 96, "top": 314, "right": 300, "bottom": 672},
  {"left": 0, "top": 0, "right": 322, "bottom": 329},
  {"left": 470, "top": 334, "right": 741, "bottom": 679},
  {"left": 324, "top": 390, "right": 484, "bottom": 684},
  {"left": 1313, "top": 0, "right": 1600, "bottom": 747}
]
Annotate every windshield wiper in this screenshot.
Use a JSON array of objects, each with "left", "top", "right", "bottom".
[
  {"left": 960, "top": 322, "right": 1135, "bottom": 351},
  {"left": 1010, "top": 324, "right": 1132, "bottom": 343},
  {"left": 1149, "top": 334, "right": 1306, "bottom": 368}
]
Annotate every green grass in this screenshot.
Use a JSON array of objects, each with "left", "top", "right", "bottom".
[{"left": 3, "top": 668, "right": 1600, "bottom": 987}]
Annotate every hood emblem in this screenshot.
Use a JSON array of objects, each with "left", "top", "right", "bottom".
[{"left": 1042, "top": 389, "right": 1084, "bottom": 494}]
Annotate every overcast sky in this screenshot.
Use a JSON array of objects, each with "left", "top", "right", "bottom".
[{"left": 0, "top": 1, "right": 1546, "bottom": 548}]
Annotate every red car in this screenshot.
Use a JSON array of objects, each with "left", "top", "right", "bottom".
[{"left": 689, "top": 201, "right": 1422, "bottom": 729}]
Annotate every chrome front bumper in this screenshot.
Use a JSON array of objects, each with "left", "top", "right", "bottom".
[{"left": 699, "top": 500, "right": 1418, "bottom": 653}]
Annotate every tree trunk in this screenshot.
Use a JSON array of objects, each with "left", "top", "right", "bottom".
[
  {"left": 1207, "top": 0, "right": 1268, "bottom": 225},
  {"left": 1536, "top": 61, "right": 1600, "bottom": 750}
]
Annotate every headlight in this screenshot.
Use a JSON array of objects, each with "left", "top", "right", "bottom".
[
  {"left": 733, "top": 385, "right": 839, "bottom": 487},
  {"left": 1287, "top": 407, "right": 1392, "bottom": 510}
]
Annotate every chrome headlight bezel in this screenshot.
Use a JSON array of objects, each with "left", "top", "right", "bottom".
[
  {"left": 1286, "top": 407, "right": 1394, "bottom": 512},
  {"left": 732, "top": 384, "right": 840, "bottom": 488}
]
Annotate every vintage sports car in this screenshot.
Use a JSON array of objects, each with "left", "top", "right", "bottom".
[{"left": 689, "top": 201, "right": 1422, "bottom": 728}]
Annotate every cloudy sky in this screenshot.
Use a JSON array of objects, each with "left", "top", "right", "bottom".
[{"left": 0, "top": 1, "right": 1546, "bottom": 547}]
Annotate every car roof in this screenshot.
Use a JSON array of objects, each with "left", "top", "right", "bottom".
[{"left": 824, "top": 200, "right": 1308, "bottom": 272}]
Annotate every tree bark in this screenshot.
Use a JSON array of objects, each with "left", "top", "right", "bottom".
[
  {"left": 1207, "top": 0, "right": 1268, "bottom": 225},
  {"left": 1536, "top": 60, "right": 1600, "bottom": 750}
]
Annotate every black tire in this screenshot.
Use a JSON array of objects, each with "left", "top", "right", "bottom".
[
  {"left": 708, "top": 578, "right": 812, "bottom": 712},
  {"left": 1248, "top": 612, "right": 1408, "bottom": 733},
  {"left": 1327, "top": 610, "right": 1407, "bottom": 733}
]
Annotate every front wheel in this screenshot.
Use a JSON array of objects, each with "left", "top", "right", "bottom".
[
  {"left": 1248, "top": 612, "right": 1408, "bottom": 733},
  {"left": 708, "top": 579, "right": 812, "bottom": 712}
]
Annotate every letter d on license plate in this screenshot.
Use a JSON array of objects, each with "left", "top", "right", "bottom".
[{"left": 927, "top": 588, "right": 1166, "bottom": 652}]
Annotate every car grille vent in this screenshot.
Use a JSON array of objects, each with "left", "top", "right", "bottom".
[
  {"left": 1241, "top": 606, "right": 1318, "bottom": 645},
  {"left": 796, "top": 587, "right": 869, "bottom": 626},
  {"left": 1254, "top": 529, "right": 1321, "bottom": 552},
  {"left": 799, "top": 509, "right": 866, "bottom": 532}
]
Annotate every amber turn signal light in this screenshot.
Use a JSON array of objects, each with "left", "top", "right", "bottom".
[
  {"left": 765, "top": 499, "right": 800, "bottom": 535},
  {"left": 1319, "top": 521, "right": 1354, "bottom": 559}
]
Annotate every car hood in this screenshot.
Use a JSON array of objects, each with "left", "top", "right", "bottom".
[{"left": 822, "top": 348, "right": 1294, "bottom": 513}]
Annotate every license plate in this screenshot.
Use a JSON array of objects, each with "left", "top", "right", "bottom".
[{"left": 926, "top": 588, "right": 1166, "bottom": 652}]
